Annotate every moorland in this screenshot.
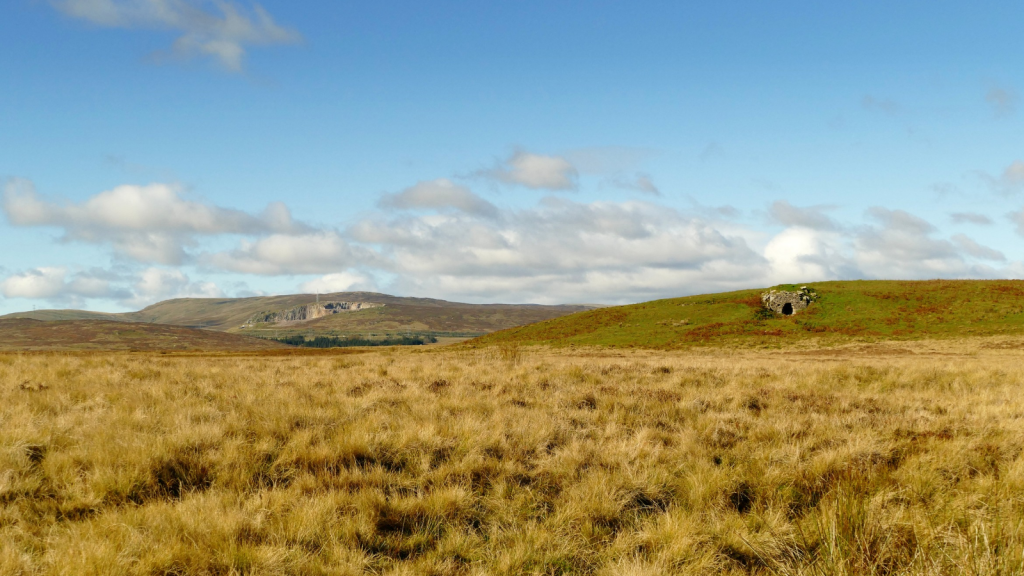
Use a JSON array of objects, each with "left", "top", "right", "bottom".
[
  {"left": 0, "top": 319, "right": 288, "bottom": 352},
  {"left": 3, "top": 280, "right": 1024, "bottom": 575},
  {"left": 3, "top": 340, "right": 1024, "bottom": 575}
]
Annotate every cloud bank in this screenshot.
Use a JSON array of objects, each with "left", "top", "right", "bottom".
[
  {"left": 3, "top": 145, "right": 1021, "bottom": 309},
  {"left": 51, "top": 0, "right": 300, "bottom": 71},
  {"left": 3, "top": 180, "right": 305, "bottom": 264}
]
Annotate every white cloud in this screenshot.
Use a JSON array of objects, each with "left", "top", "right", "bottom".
[
  {"left": 764, "top": 228, "right": 855, "bottom": 284},
  {"left": 349, "top": 196, "right": 767, "bottom": 303},
  {"left": 379, "top": 179, "right": 498, "bottom": 218},
  {"left": 762, "top": 207, "right": 1011, "bottom": 286},
  {"left": 299, "top": 272, "right": 375, "bottom": 295},
  {"left": 0, "top": 267, "right": 129, "bottom": 302},
  {"left": 4, "top": 181, "right": 289, "bottom": 233},
  {"left": 1, "top": 267, "right": 73, "bottom": 299},
  {"left": 201, "top": 231, "right": 360, "bottom": 275},
  {"left": 854, "top": 208, "right": 980, "bottom": 278},
  {"left": 126, "top": 267, "right": 223, "bottom": 307},
  {"left": 481, "top": 150, "right": 578, "bottom": 191},
  {"left": 3, "top": 180, "right": 306, "bottom": 264},
  {"left": 51, "top": 0, "right": 301, "bottom": 71},
  {"left": 951, "top": 234, "right": 1005, "bottom": 262},
  {"left": 0, "top": 265, "right": 223, "bottom": 309}
]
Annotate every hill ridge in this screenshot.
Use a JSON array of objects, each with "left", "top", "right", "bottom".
[
  {"left": 469, "top": 280, "right": 1024, "bottom": 348},
  {"left": 2, "top": 292, "right": 598, "bottom": 339}
]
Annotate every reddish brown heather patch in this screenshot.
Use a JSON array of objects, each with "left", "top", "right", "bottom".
[{"left": 0, "top": 319, "right": 288, "bottom": 352}]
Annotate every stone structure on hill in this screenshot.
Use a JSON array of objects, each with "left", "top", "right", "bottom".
[
  {"left": 242, "top": 301, "right": 382, "bottom": 327},
  {"left": 761, "top": 287, "right": 815, "bottom": 316}
]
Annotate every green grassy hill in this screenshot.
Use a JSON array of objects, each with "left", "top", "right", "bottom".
[
  {"left": 1, "top": 293, "right": 595, "bottom": 340},
  {"left": 470, "top": 280, "right": 1024, "bottom": 348}
]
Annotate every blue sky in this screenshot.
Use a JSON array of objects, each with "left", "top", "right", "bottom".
[{"left": 1, "top": 0, "right": 1023, "bottom": 313}]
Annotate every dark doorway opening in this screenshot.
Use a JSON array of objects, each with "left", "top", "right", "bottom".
[{"left": 781, "top": 303, "right": 794, "bottom": 315}]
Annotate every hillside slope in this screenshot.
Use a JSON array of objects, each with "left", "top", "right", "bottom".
[
  {"left": 471, "top": 280, "right": 1024, "bottom": 348},
  {"left": 0, "top": 319, "right": 289, "bottom": 351},
  {"left": 1, "top": 292, "right": 596, "bottom": 338}
]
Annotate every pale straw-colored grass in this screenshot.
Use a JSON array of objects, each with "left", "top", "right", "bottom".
[{"left": 1, "top": 342, "right": 1023, "bottom": 574}]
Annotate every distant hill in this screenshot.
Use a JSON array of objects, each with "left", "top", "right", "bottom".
[
  {"left": 469, "top": 280, "right": 1024, "bottom": 349},
  {"left": 0, "top": 319, "right": 289, "bottom": 352},
  {"left": 1, "top": 292, "right": 597, "bottom": 340}
]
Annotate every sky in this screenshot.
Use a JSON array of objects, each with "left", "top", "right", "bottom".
[{"left": 1, "top": 0, "right": 1023, "bottom": 313}]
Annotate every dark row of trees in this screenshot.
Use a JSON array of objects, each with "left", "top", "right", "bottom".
[{"left": 272, "top": 335, "right": 438, "bottom": 348}]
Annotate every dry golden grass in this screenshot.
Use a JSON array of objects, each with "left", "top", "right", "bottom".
[{"left": 2, "top": 342, "right": 1024, "bottom": 575}]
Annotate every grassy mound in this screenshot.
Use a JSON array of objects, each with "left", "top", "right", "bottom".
[{"left": 471, "top": 280, "right": 1024, "bottom": 348}]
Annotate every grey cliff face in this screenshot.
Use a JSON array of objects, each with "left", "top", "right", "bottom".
[{"left": 243, "top": 301, "right": 383, "bottom": 327}]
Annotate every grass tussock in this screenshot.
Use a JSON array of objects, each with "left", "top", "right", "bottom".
[{"left": 1, "top": 347, "right": 1024, "bottom": 574}]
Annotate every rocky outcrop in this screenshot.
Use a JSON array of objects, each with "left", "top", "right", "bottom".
[
  {"left": 243, "top": 301, "right": 382, "bottom": 326},
  {"left": 761, "top": 287, "right": 816, "bottom": 316}
]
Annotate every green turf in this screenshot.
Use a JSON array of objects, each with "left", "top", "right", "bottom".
[{"left": 470, "top": 280, "right": 1024, "bottom": 348}]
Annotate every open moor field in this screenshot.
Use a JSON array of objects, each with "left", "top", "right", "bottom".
[{"left": 2, "top": 341, "right": 1024, "bottom": 574}]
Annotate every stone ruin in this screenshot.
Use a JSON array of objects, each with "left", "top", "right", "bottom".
[{"left": 761, "top": 287, "right": 816, "bottom": 316}]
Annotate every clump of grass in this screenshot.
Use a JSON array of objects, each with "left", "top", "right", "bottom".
[
  {"left": 498, "top": 341, "right": 524, "bottom": 365},
  {"left": 1, "top": 346, "right": 1024, "bottom": 574}
]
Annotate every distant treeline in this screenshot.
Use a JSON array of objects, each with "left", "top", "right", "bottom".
[{"left": 272, "top": 335, "right": 438, "bottom": 348}]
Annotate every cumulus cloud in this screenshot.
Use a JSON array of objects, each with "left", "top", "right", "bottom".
[
  {"left": 379, "top": 179, "right": 498, "bottom": 218},
  {"left": 950, "top": 212, "right": 994, "bottom": 225},
  {"left": 350, "top": 196, "right": 767, "bottom": 303},
  {"left": 762, "top": 206, "right": 1010, "bottom": 285},
  {"left": 987, "top": 86, "right": 1017, "bottom": 118},
  {"left": 951, "top": 234, "right": 1005, "bottom": 262},
  {"left": 124, "top": 267, "right": 223, "bottom": 307},
  {"left": 298, "top": 272, "right": 376, "bottom": 295},
  {"left": 0, "top": 265, "right": 225, "bottom": 308},
  {"left": 3, "top": 180, "right": 306, "bottom": 264},
  {"left": 1, "top": 267, "right": 129, "bottom": 304},
  {"left": 201, "top": 232, "right": 361, "bottom": 275},
  {"left": 768, "top": 201, "right": 839, "bottom": 231},
  {"left": 763, "top": 227, "right": 856, "bottom": 284},
  {"left": 51, "top": 0, "right": 300, "bottom": 71},
  {"left": 481, "top": 151, "right": 578, "bottom": 191},
  {"left": 854, "top": 208, "right": 975, "bottom": 278}
]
